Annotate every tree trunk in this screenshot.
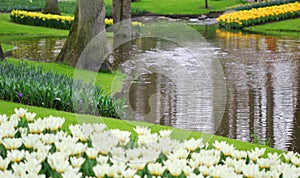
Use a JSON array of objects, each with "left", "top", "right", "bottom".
[
  {"left": 0, "top": 43, "right": 4, "bottom": 60},
  {"left": 43, "top": 0, "right": 60, "bottom": 15},
  {"left": 56, "top": 0, "right": 109, "bottom": 72},
  {"left": 112, "top": 0, "right": 136, "bottom": 39},
  {"left": 112, "top": 0, "right": 137, "bottom": 66},
  {"left": 205, "top": 0, "right": 208, "bottom": 8}
]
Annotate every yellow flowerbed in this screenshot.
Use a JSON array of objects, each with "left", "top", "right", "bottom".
[
  {"left": 11, "top": 10, "right": 143, "bottom": 30},
  {"left": 217, "top": 2, "right": 300, "bottom": 29}
]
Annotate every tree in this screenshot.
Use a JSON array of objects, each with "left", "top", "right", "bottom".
[
  {"left": 43, "top": 0, "right": 60, "bottom": 15},
  {"left": 56, "top": 0, "right": 109, "bottom": 71},
  {"left": 112, "top": 0, "right": 132, "bottom": 37},
  {"left": 205, "top": 0, "right": 208, "bottom": 8},
  {"left": 0, "top": 43, "right": 4, "bottom": 60}
]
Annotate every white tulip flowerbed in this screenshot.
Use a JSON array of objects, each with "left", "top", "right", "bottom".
[{"left": 0, "top": 108, "right": 299, "bottom": 178}]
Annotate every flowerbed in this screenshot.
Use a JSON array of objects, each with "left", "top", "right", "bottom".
[
  {"left": 10, "top": 10, "right": 74, "bottom": 30},
  {"left": 0, "top": 108, "right": 299, "bottom": 177},
  {"left": 0, "top": 61, "right": 123, "bottom": 118},
  {"left": 228, "top": 0, "right": 299, "bottom": 11},
  {"left": 10, "top": 10, "right": 144, "bottom": 30},
  {"left": 217, "top": 2, "right": 300, "bottom": 29}
]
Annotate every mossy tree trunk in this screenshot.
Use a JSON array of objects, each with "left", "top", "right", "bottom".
[
  {"left": 0, "top": 43, "right": 4, "bottom": 60},
  {"left": 43, "top": 0, "right": 60, "bottom": 15},
  {"left": 56, "top": 0, "right": 109, "bottom": 71}
]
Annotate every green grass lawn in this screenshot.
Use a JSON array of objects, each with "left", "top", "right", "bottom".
[
  {"left": 105, "top": 0, "right": 245, "bottom": 15},
  {"left": 245, "top": 18, "right": 300, "bottom": 36},
  {"left": 0, "top": 99, "right": 284, "bottom": 154},
  {"left": 0, "top": 13, "right": 69, "bottom": 36},
  {"left": 1, "top": 43, "right": 14, "bottom": 51}
]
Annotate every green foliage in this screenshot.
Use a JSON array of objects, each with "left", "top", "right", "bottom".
[
  {"left": 0, "top": 0, "right": 44, "bottom": 12},
  {"left": 0, "top": 0, "right": 146, "bottom": 17},
  {"left": 252, "top": 133, "right": 272, "bottom": 147},
  {"left": 0, "top": 60, "right": 124, "bottom": 118},
  {"left": 229, "top": 0, "right": 300, "bottom": 11}
]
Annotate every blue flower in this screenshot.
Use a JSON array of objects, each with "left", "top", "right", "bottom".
[{"left": 17, "top": 93, "right": 23, "bottom": 98}]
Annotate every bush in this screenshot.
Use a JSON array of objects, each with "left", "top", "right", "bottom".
[
  {"left": 0, "top": 0, "right": 44, "bottom": 12},
  {"left": 218, "top": 2, "right": 300, "bottom": 29},
  {"left": 0, "top": 0, "right": 146, "bottom": 17},
  {"left": 228, "top": 0, "right": 300, "bottom": 11},
  {"left": 0, "top": 61, "right": 124, "bottom": 118}
]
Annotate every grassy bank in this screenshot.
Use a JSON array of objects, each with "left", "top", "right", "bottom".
[
  {"left": 1, "top": 43, "right": 14, "bottom": 51},
  {"left": 0, "top": 13, "right": 68, "bottom": 36},
  {"left": 0, "top": 99, "right": 284, "bottom": 154},
  {"left": 245, "top": 18, "right": 300, "bottom": 36},
  {"left": 246, "top": 18, "right": 300, "bottom": 32},
  {"left": 105, "top": 0, "right": 245, "bottom": 15}
]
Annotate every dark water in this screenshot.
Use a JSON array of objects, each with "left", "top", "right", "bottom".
[
  {"left": 7, "top": 26, "right": 300, "bottom": 152},
  {"left": 9, "top": 37, "right": 65, "bottom": 62}
]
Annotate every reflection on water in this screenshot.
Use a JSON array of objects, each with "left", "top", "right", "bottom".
[
  {"left": 6, "top": 26, "right": 300, "bottom": 152},
  {"left": 212, "top": 29, "right": 300, "bottom": 152},
  {"left": 111, "top": 37, "right": 224, "bottom": 135},
  {"left": 128, "top": 73, "right": 177, "bottom": 125},
  {"left": 10, "top": 37, "right": 65, "bottom": 62}
]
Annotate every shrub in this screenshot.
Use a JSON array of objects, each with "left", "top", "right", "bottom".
[
  {"left": 228, "top": 0, "right": 300, "bottom": 11},
  {"left": 0, "top": 0, "right": 44, "bottom": 12},
  {"left": 0, "top": 61, "right": 124, "bottom": 118},
  {"left": 0, "top": 0, "right": 146, "bottom": 17},
  {"left": 217, "top": 2, "right": 300, "bottom": 29}
]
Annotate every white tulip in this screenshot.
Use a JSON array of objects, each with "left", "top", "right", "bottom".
[
  {"left": 159, "top": 129, "right": 172, "bottom": 138},
  {"left": 2, "top": 138, "right": 22, "bottom": 150},
  {"left": 242, "top": 164, "right": 259, "bottom": 178},
  {"left": 70, "top": 156, "right": 85, "bottom": 168},
  {"left": 93, "top": 164, "right": 110, "bottom": 177},
  {"left": 0, "top": 124, "right": 16, "bottom": 138},
  {"left": 291, "top": 157, "right": 300, "bottom": 167},
  {"left": 147, "top": 163, "right": 165, "bottom": 176},
  {"left": 47, "top": 152, "right": 70, "bottom": 173},
  {"left": 96, "top": 155, "right": 109, "bottom": 165},
  {"left": 184, "top": 138, "right": 204, "bottom": 151},
  {"left": 93, "top": 123, "right": 106, "bottom": 133},
  {"left": 133, "top": 126, "right": 151, "bottom": 136},
  {"left": 0, "top": 156, "right": 10, "bottom": 171},
  {"left": 110, "top": 129, "right": 131, "bottom": 146},
  {"left": 25, "top": 112, "right": 36, "bottom": 122},
  {"left": 86, "top": 147, "right": 98, "bottom": 159},
  {"left": 283, "top": 151, "right": 298, "bottom": 163},
  {"left": 14, "top": 108, "right": 27, "bottom": 118},
  {"left": 7, "top": 150, "right": 25, "bottom": 163},
  {"left": 0, "top": 114, "right": 8, "bottom": 124},
  {"left": 122, "top": 168, "right": 136, "bottom": 178}
]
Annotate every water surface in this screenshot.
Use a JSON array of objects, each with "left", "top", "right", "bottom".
[{"left": 7, "top": 26, "right": 300, "bottom": 152}]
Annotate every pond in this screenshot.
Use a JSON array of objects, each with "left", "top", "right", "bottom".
[{"left": 6, "top": 24, "right": 300, "bottom": 152}]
